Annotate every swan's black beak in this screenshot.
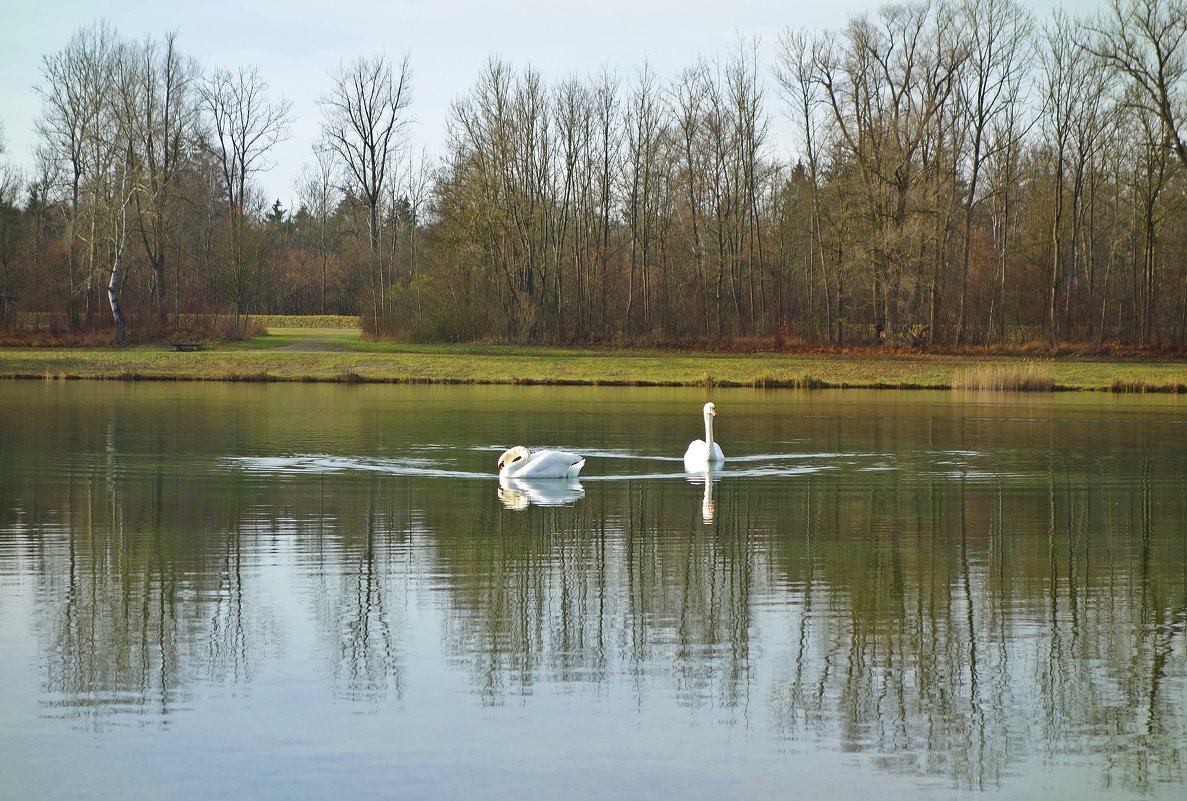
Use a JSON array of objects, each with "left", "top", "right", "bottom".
[{"left": 711, "top": 408, "right": 717, "bottom": 416}]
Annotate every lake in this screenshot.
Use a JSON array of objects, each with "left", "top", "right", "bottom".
[{"left": 1, "top": 382, "right": 1185, "bottom": 800}]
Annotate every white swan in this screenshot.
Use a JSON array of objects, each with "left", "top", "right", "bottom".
[
  {"left": 683, "top": 402, "right": 725, "bottom": 470},
  {"left": 498, "top": 446, "right": 585, "bottom": 480}
]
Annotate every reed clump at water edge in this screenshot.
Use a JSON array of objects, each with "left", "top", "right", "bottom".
[
  {"left": 747, "top": 372, "right": 827, "bottom": 389},
  {"left": 1107, "top": 376, "right": 1187, "bottom": 393},
  {"left": 951, "top": 362, "right": 1055, "bottom": 391}
]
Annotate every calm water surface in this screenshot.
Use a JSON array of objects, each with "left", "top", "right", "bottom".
[{"left": 1, "top": 383, "right": 1185, "bottom": 800}]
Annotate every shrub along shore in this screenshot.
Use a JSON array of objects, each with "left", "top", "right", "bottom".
[{"left": 0, "top": 329, "right": 1184, "bottom": 393}]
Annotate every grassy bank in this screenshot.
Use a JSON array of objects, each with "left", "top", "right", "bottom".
[{"left": 1, "top": 328, "right": 1185, "bottom": 391}]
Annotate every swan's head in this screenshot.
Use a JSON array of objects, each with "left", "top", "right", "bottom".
[
  {"left": 497, "top": 446, "right": 532, "bottom": 472},
  {"left": 704, "top": 402, "right": 717, "bottom": 417}
]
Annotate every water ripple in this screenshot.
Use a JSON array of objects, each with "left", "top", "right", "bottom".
[
  {"left": 226, "top": 448, "right": 1011, "bottom": 483},
  {"left": 226, "top": 454, "right": 490, "bottom": 479}
]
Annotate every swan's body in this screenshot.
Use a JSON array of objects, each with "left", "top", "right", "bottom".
[
  {"left": 683, "top": 402, "right": 725, "bottom": 470},
  {"left": 498, "top": 446, "right": 585, "bottom": 480}
]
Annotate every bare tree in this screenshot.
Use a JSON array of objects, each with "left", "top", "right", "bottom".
[
  {"left": 398, "top": 147, "right": 433, "bottom": 288},
  {"left": 100, "top": 40, "right": 145, "bottom": 345},
  {"left": 320, "top": 53, "right": 413, "bottom": 329},
  {"left": 199, "top": 65, "right": 291, "bottom": 330},
  {"left": 776, "top": 29, "right": 830, "bottom": 339},
  {"left": 131, "top": 33, "right": 200, "bottom": 323},
  {"left": 725, "top": 37, "right": 771, "bottom": 334},
  {"left": 35, "top": 22, "right": 146, "bottom": 343},
  {"left": 624, "top": 63, "right": 662, "bottom": 334},
  {"left": 982, "top": 82, "right": 1029, "bottom": 341},
  {"left": 592, "top": 70, "right": 621, "bottom": 335},
  {"left": 552, "top": 76, "right": 591, "bottom": 330},
  {"left": 295, "top": 146, "right": 342, "bottom": 315},
  {"left": 200, "top": 66, "right": 291, "bottom": 219},
  {"left": 1041, "top": 12, "right": 1098, "bottom": 341},
  {"left": 815, "top": 1, "right": 967, "bottom": 342},
  {"left": 320, "top": 53, "right": 413, "bottom": 254},
  {"left": 671, "top": 63, "right": 711, "bottom": 337},
  {"left": 955, "top": 0, "right": 1033, "bottom": 343},
  {"left": 1086, "top": 0, "right": 1187, "bottom": 171},
  {"left": 36, "top": 22, "right": 116, "bottom": 328},
  {"left": 0, "top": 119, "right": 23, "bottom": 324},
  {"left": 1122, "top": 88, "right": 1176, "bottom": 344}
]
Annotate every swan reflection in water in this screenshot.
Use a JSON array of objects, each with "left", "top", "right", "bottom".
[
  {"left": 498, "top": 477, "right": 586, "bottom": 510},
  {"left": 686, "top": 470, "right": 719, "bottom": 522}
]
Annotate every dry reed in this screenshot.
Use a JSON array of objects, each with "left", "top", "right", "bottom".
[{"left": 951, "top": 362, "right": 1055, "bottom": 391}]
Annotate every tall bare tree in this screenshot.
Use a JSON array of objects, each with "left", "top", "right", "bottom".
[
  {"left": 1041, "top": 12, "right": 1097, "bottom": 340},
  {"left": 36, "top": 22, "right": 145, "bottom": 343},
  {"left": 36, "top": 22, "right": 116, "bottom": 328},
  {"left": 295, "top": 146, "right": 342, "bottom": 315},
  {"left": 725, "top": 38, "right": 771, "bottom": 334},
  {"left": 199, "top": 65, "right": 291, "bottom": 330},
  {"left": 320, "top": 53, "right": 413, "bottom": 328},
  {"left": 624, "top": 64, "right": 662, "bottom": 334},
  {"left": 954, "top": 0, "right": 1033, "bottom": 343},
  {"left": 1086, "top": 0, "right": 1187, "bottom": 171},
  {"left": 815, "top": 0, "right": 966, "bottom": 342},
  {"left": 0, "top": 119, "right": 23, "bottom": 324},
  {"left": 200, "top": 66, "right": 291, "bottom": 219},
  {"left": 320, "top": 53, "right": 413, "bottom": 255},
  {"left": 671, "top": 63, "right": 711, "bottom": 337},
  {"left": 131, "top": 33, "right": 200, "bottom": 323},
  {"left": 776, "top": 30, "right": 831, "bottom": 339}
]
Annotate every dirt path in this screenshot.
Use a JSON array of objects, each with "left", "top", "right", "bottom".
[{"left": 275, "top": 336, "right": 351, "bottom": 352}]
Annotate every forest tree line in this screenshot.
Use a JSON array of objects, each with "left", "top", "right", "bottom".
[{"left": 2, "top": 0, "right": 1187, "bottom": 347}]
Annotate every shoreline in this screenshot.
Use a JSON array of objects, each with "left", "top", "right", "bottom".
[{"left": 2, "top": 340, "right": 1185, "bottom": 393}]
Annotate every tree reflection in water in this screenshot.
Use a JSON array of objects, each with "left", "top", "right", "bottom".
[{"left": 1, "top": 392, "right": 1184, "bottom": 796}]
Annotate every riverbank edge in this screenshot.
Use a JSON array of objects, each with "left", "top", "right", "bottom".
[
  {"left": 6, "top": 375, "right": 1179, "bottom": 392},
  {"left": 2, "top": 348, "right": 1186, "bottom": 393},
  {"left": 3, "top": 371, "right": 946, "bottom": 390}
]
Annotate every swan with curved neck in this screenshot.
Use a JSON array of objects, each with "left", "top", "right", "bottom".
[
  {"left": 498, "top": 446, "right": 585, "bottom": 480},
  {"left": 684, "top": 402, "right": 725, "bottom": 470}
]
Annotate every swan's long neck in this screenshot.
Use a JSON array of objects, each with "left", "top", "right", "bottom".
[{"left": 704, "top": 409, "right": 715, "bottom": 453}]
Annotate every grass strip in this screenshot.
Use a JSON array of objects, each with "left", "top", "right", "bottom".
[{"left": 2, "top": 342, "right": 1186, "bottom": 392}]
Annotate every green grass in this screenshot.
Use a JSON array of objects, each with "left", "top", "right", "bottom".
[
  {"left": 3, "top": 333, "right": 1186, "bottom": 391},
  {"left": 222, "top": 330, "right": 307, "bottom": 350}
]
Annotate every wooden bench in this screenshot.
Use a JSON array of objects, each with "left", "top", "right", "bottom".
[{"left": 170, "top": 342, "right": 202, "bottom": 352}]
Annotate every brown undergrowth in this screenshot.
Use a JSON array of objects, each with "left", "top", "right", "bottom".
[
  {"left": 0, "top": 316, "right": 264, "bottom": 347},
  {"left": 426, "top": 330, "right": 1187, "bottom": 359}
]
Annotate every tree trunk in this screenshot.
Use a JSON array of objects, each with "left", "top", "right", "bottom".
[{"left": 108, "top": 255, "right": 126, "bottom": 345}]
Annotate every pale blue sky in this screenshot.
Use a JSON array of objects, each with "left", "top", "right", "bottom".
[{"left": 1, "top": 0, "right": 1096, "bottom": 207}]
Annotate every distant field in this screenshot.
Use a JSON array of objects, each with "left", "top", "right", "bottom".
[
  {"left": 6, "top": 312, "right": 362, "bottom": 331},
  {"left": 248, "top": 314, "right": 360, "bottom": 330},
  {"left": 1, "top": 327, "right": 1185, "bottom": 392}
]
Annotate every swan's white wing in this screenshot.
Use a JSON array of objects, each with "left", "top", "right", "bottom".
[{"left": 514, "top": 449, "right": 585, "bottom": 479}]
